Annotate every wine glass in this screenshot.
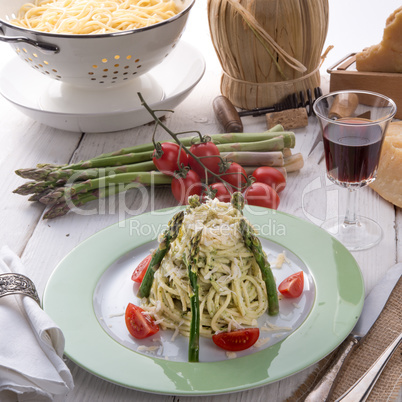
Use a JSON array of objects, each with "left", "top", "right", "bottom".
[{"left": 313, "top": 90, "right": 397, "bottom": 251}]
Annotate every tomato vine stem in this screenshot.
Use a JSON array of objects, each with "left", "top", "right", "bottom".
[{"left": 139, "top": 92, "right": 249, "bottom": 192}]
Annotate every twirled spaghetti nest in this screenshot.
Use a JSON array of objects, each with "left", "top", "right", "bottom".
[{"left": 141, "top": 198, "right": 268, "bottom": 338}]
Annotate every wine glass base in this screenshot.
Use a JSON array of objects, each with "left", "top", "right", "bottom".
[{"left": 321, "top": 216, "right": 383, "bottom": 251}]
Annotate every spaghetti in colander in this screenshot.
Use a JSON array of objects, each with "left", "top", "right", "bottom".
[
  {"left": 10, "top": 0, "right": 178, "bottom": 34},
  {"left": 140, "top": 198, "right": 268, "bottom": 338}
]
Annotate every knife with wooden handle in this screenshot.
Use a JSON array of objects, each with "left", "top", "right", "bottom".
[{"left": 304, "top": 263, "right": 402, "bottom": 402}]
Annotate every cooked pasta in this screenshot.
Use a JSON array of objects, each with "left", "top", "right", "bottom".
[
  {"left": 10, "top": 0, "right": 178, "bottom": 34},
  {"left": 141, "top": 198, "right": 268, "bottom": 339}
]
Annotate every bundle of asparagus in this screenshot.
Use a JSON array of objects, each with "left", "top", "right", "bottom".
[{"left": 13, "top": 124, "right": 303, "bottom": 219}]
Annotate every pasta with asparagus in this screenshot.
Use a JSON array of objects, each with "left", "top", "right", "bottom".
[{"left": 137, "top": 193, "right": 279, "bottom": 361}]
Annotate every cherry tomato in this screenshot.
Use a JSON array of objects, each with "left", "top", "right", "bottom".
[
  {"left": 152, "top": 142, "right": 188, "bottom": 176},
  {"left": 171, "top": 169, "right": 203, "bottom": 205},
  {"left": 243, "top": 182, "right": 280, "bottom": 209},
  {"left": 131, "top": 254, "right": 152, "bottom": 283},
  {"left": 188, "top": 141, "right": 221, "bottom": 179},
  {"left": 207, "top": 182, "right": 232, "bottom": 202},
  {"left": 278, "top": 271, "right": 304, "bottom": 298},
  {"left": 125, "top": 303, "right": 159, "bottom": 339},
  {"left": 220, "top": 162, "right": 247, "bottom": 190},
  {"left": 252, "top": 167, "right": 286, "bottom": 193},
  {"left": 212, "top": 328, "right": 260, "bottom": 351}
]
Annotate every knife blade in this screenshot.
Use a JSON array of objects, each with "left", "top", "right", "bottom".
[
  {"left": 305, "top": 262, "right": 402, "bottom": 402},
  {"left": 352, "top": 264, "right": 401, "bottom": 338}
]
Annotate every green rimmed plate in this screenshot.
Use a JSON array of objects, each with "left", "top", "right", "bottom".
[{"left": 43, "top": 206, "right": 364, "bottom": 395}]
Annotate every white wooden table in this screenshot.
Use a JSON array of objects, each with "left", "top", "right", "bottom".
[{"left": 1, "top": 1, "right": 401, "bottom": 400}]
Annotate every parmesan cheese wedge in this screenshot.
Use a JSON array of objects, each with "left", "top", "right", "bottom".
[
  {"left": 356, "top": 7, "right": 402, "bottom": 73},
  {"left": 370, "top": 121, "right": 402, "bottom": 208}
]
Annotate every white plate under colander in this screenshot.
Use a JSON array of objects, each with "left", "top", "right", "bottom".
[{"left": 0, "top": 40, "right": 205, "bottom": 133}]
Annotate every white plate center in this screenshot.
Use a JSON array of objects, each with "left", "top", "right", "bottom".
[{"left": 93, "top": 239, "right": 315, "bottom": 363}]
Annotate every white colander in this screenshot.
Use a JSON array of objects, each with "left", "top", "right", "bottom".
[{"left": 0, "top": 0, "right": 194, "bottom": 87}]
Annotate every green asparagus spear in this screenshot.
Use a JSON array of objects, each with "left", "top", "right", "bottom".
[
  {"left": 65, "top": 151, "right": 154, "bottom": 170},
  {"left": 138, "top": 210, "right": 185, "bottom": 298},
  {"left": 15, "top": 167, "right": 55, "bottom": 181},
  {"left": 267, "top": 124, "right": 286, "bottom": 133},
  {"left": 220, "top": 151, "right": 284, "bottom": 167},
  {"left": 36, "top": 163, "right": 60, "bottom": 169},
  {"left": 90, "top": 126, "right": 294, "bottom": 160},
  {"left": 215, "top": 136, "right": 285, "bottom": 153},
  {"left": 184, "top": 229, "right": 203, "bottom": 363},
  {"left": 64, "top": 137, "right": 286, "bottom": 170},
  {"left": 42, "top": 186, "right": 116, "bottom": 219},
  {"left": 39, "top": 171, "right": 172, "bottom": 205},
  {"left": 16, "top": 160, "right": 157, "bottom": 181},
  {"left": 13, "top": 179, "right": 66, "bottom": 196},
  {"left": 36, "top": 152, "right": 153, "bottom": 172},
  {"left": 28, "top": 188, "right": 54, "bottom": 202},
  {"left": 43, "top": 199, "right": 74, "bottom": 220},
  {"left": 231, "top": 192, "right": 244, "bottom": 213},
  {"left": 48, "top": 161, "right": 157, "bottom": 182},
  {"left": 187, "top": 194, "right": 201, "bottom": 209},
  {"left": 239, "top": 219, "right": 279, "bottom": 316}
]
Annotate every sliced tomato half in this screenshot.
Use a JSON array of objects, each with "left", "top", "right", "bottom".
[
  {"left": 125, "top": 303, "right": 159, "bottom": 339},
  {"left": 278, "top": 271, "right": 304, "bottom": 298},
  {"left": 212, "top": 328, "right": 260, "bottom": 351},
  {"left": 131, "top": 254, "right": 152, "bottom": 283}
]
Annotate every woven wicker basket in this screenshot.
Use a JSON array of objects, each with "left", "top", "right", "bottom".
[{"left": 207, "top": 0, "right": 329, "bottom": 109}]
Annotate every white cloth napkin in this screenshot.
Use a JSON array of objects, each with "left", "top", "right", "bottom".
[{"left": 0, "top": 246, "right": 74, "bottom": 402}]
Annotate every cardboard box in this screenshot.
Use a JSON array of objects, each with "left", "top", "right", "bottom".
[{"left": 328, "top": 53, "right": 402, "bottom": 119}]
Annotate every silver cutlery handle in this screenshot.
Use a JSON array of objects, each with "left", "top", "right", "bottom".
[
  {"left": 336, "top": 332, "right": 402, "bottom": 402},
  {"left": 305, "top": 335, "right": 360, "bottom": 402}
]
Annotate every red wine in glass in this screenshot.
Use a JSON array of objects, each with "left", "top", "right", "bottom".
[{"left": 323, "top": 118, "right": 383, "bottom": 185}]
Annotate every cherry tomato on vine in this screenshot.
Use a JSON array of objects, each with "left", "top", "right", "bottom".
[
  {"left": 252, "top": 167, "right": 286, "bottom": 193},
  {"left": 212, "top": 328, "right": 260, "bottom": 351},
  {"left": 220, "top": 162, "right": 247, "bottom": 190},
  {"left": 278, "top": 271, "right": 304, "bottom": 298},
  {"left": 243, "top": 182, "right": 280, "bottom": 209},
  {"left": 131, "top": 254, "right": 152, "bottom": 283},
  {"left": 207, "top": 182, "right": 233, "bottom": 202},
  {"left": 171, "top": 169, "right": 203, "bottom": 205},
  {"left": 152, "top": 142, "right": 188, "bottom": 176},
  {"left": 125, "top": 303, "right": 159, "bottom": 339},
  {"left": 188, "top": 141, "right": 221, "bottom": 179}
]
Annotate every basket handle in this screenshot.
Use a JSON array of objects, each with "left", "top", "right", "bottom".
[{"left": 0, "top": 27, "right": 59, "bottom": 54}]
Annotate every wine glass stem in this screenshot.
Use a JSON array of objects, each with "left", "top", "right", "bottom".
[{"left": 343, "top": 189, "right": 357, "bottom": 226}]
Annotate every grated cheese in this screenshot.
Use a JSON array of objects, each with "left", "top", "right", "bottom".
[
  {"left": 261, "top": 321, "right": 292, "bottom": 333},
  {"left": 226, "top": 351, "right": 237, "bottom": 359},
  {"left": 273, "top": 251, "right": 290, "bottom": 268},
  {"left": 254, "top": 337, "right": 270, "bottom": 348},
  {"left": 137, "top": 345, "right": 161, "bottom": 354}
]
